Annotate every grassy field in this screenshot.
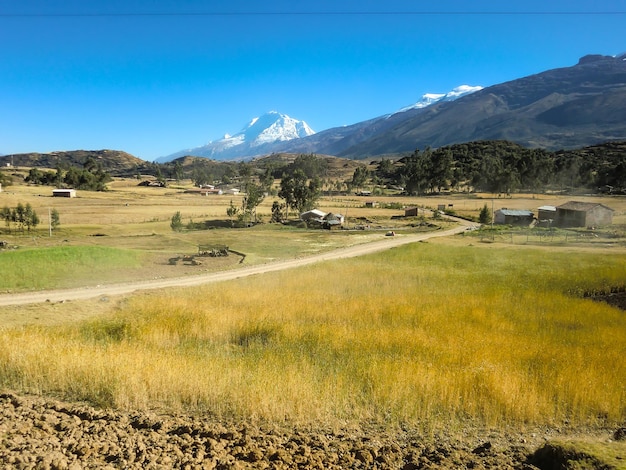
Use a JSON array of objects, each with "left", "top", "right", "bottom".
[
  {"left": 1, "top": 178, "right": 625, "bottom": 431},
  {"left": 0, "top": 242, "right": 624, "bottom": 430}
]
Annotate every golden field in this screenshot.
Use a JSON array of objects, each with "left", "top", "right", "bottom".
[{"left": 0, "top": 176, "right": 625, "bottom": 432}]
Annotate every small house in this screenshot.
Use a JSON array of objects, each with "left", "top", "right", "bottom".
[
  {"left": 405, "top": 207, "right": 419, "bottom": 217},
  {"left": 52, "top": 189, "right": 76, "bottom": 198},
  {"left": 300, "top": 209, "right": 327, "bottom": 223},
  {"left": 184, "top": 188, "right": 222, "bottom": 196},
  {"left": 537, "top": 206, "right": 557, "bottom": 227},
  {"left": 494, "top": 209, "right": 534, "bottom": 226},
  {"left": 555, "top": 201, "right": 613, "bottom": 228},
  {"left": 323, "top": 213, "right": 345, "bottom": 229}
]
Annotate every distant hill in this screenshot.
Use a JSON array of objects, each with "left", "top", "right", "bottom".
[{"left": 0, "top": 150, "right": 152, "bottom": 176}]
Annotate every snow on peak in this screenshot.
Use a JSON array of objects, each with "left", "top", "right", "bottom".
[
  {"left": 243, "top": 111, "right": 315, "bottom": 146},
  {"left": 396, "top": 85, "right": 483, "bottom": 114},
  {"left": 157, "top": 111, "right": 315, "bottom": 162}
]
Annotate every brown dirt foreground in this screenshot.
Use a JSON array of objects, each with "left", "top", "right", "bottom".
[{"left": 1, "top": 393, "right": 623, "bottom": 470}]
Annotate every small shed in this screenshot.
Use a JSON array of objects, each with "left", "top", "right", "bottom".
[
  {"left": 323, "top": 213, "right": 345, "bottom": 229},
  {"left": 537, "top": 206, "right": 557, "bottom": 227},
  {"left": 494, "top": 209, "right": 534, "bottom": 226},
  {"left": 405, "top": 207, "right": 419, "bottom": 217},
  {"left": 52, "top": 189, "right": 77, "bottom": 198},
  {"left": 555, "top": 201, "right": 613, "bottom": 228},
  {"left": 300, "top": 209, "right": 327, "bottom": 223}
]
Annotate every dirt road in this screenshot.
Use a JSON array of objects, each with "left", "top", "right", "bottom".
[{"left": 0, "top": 225, "right": 469, "bottom": 307}]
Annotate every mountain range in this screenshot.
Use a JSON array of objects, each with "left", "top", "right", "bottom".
[
  {"left": 156, "top": 86, "right": 482, "bottom": 163},
  {"left": 158, "top": 53, "right": 626, "bottom": 162}
]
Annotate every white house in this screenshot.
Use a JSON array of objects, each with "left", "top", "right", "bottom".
[{"left": 52, "top": 189, "right": 77, "bottom": 198}]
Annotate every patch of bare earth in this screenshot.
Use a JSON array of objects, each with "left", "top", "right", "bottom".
[{"left": 1, "top": 392, "right": 619, "bottom": 469}]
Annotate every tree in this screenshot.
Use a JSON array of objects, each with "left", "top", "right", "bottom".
[
  {"left": 51, "top": 208, "right": 60, "bottom": 231},
  {"left": 226, "top": 200, "right": 239, "bottom": 227},
  {"left": 399, "top": 149, "right": 430, "bottom": 195},
  {"left": 23, "top": 204, "right": 39, "bottom": 232},
  {"left": 170, "top": 211, "right": 183, "bottom": 232},
  {"left": 192, "top": 168, "right": 210, "bottom": 188},
  {"left": 351, "top": 166, "right": 369, "bottom": 192},
  {"left": 15, "top": 203, "right": 26, "bottom": 232},
  {"left": 270, "top": 201, "right": 285, "bottom": 223},
  {"left": 279, "top": 170, "right": 321, "bottom": 218},
  {"left": 278, "top": 173, "right": 296, "bottom": 219},
  {"left": 479, "top": 204, "right": 492, "bottom": 225},
  {"left": 378, "top": 158, "right": 393, "bottom": 176},
  {"left": 288, "top": 154, "right": 328, "bottom": 179},
  {"left": 1, "top": 206, "right": 12, "bottom": 232},
  {"left": 174, "top": 161, "right": 184, "bottom": 182},
  {"left": 241, "top": 182, "right": 265, "bottom": 224}
]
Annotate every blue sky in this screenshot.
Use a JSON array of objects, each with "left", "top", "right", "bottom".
[{"left": 1, "top": 0, "right": 624, "bottom": 161}]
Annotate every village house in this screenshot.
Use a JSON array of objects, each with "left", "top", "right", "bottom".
[
  {"left": 52, "top": 189, "right": 77, "bottom": 198},
  {"left": 494, "top": 208, "right": 534, "bottom": 226},
  {"left": 537, "top": 205, "right": 557, "bottom": 227},
  {"left": 300, "top": 209, "right": 327, "bottom": 223},
  {"left": 555, "top": 201, "right": 613, "bottom": 228},
  {"left": 300, "top": 209, "right": 345, "bottom": 229},
  {"left": 184, "top": 188, "right": 223, "bottom": 196}
]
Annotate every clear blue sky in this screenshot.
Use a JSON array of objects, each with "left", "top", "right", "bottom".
[{"left": 1, "top": 0, "right": 624, "bottom": 161}]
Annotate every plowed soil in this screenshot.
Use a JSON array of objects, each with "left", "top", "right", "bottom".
[
  {"left": 0, "top": 392, "right": 551, "bottom": 469},
  {"left": 1, "top": 392, "right": 619, "bottom": 469}
]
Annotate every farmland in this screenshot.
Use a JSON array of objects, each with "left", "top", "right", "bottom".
[{"left": 0, "top": 173, "right": 625, "bottom": 468}]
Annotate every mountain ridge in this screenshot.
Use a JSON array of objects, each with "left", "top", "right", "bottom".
[
  {"left": 160, "top": 54, "right": 626, "bottom": 161},
  {"left": 332, "top": 54, "right": 626, "bottom": 158}
]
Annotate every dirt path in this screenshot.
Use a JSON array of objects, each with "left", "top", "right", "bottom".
[{"left": 0, "top": 225, "right": 468, "bottom": 307}]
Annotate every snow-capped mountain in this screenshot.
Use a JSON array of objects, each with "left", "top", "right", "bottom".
[
  {"left": 157, "top": 111, "right": 314, "bottom": 162},
  {"left": 157, "top": 86, "right": 481, "bottom": 162},
  {"left": 395, "top": 85, "right": 483, "bottom": 114}
]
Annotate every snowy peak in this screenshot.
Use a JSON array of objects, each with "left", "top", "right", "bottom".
[
  {"left": 396, "top": 85, "right": 483, "bottom": 113},
  {"left": 158, "top": 111, "right": 315, "bottom": 162},
  {"left": 241, "top": 111, "right": 315, "bottom": 146}
]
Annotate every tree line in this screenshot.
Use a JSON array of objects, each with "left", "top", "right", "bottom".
[
  {"left": 24, "top": 156, "right": 111, "bottom": 191},
  {"left": 1, "top": 203, "right": 41, "bottom": 233},
  {"left": 388, "top": 140, "right": 626, "bottom": 195}
]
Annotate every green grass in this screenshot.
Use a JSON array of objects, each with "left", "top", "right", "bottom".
[
  {"left": 532, "top": 439, "right": 626, "bottom": 469},
  {"left": 0, "top": 246, "right": 145, "bottom": 290},
  {"left": 0, "top": 243, "right": 624, "bottom": 430}
]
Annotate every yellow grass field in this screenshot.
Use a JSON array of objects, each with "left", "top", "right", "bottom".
[{"left": 0, "top": 178, "right": 625, "bottom": 432}]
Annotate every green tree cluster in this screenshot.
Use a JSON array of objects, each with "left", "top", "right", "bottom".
[
  {"left": 1, "top": 203, "right": 40, "bottom": 233},
  {"left": 25, "top": 158, "right": 111, "bottom": 191},
  {"left": 385, "top": 140, "right": 626, "bottom": 195},
  {"left": 170, "top": 211, "right": 183, "bottom": 232},
  {"left": 478, "top": 204, "right": 492, "bottom": 224},
  {"left": 278, "top": 169, "right": 321, "bottom": 219}
]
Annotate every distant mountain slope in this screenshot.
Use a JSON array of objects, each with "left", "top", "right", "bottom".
[
  {"left": 0, "top": 150, "right": 151, "bottom": 176},
  {"left": 158, "top": 111, "right": 314, "bottom": 162},
  {"left": 337, "top": 54, "right": 626, "bottom": 157},
  {"left": 253, "top": 85, "right": 483, "bottom": 158}
]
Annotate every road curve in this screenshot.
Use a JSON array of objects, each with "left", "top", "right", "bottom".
[{"left": 0, "top": 225, "right": 468, "bottom": 307}]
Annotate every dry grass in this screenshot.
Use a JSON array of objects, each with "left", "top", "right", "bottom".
[{"left": 0, "top": 242, "right": 624, "bottom": 430}]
